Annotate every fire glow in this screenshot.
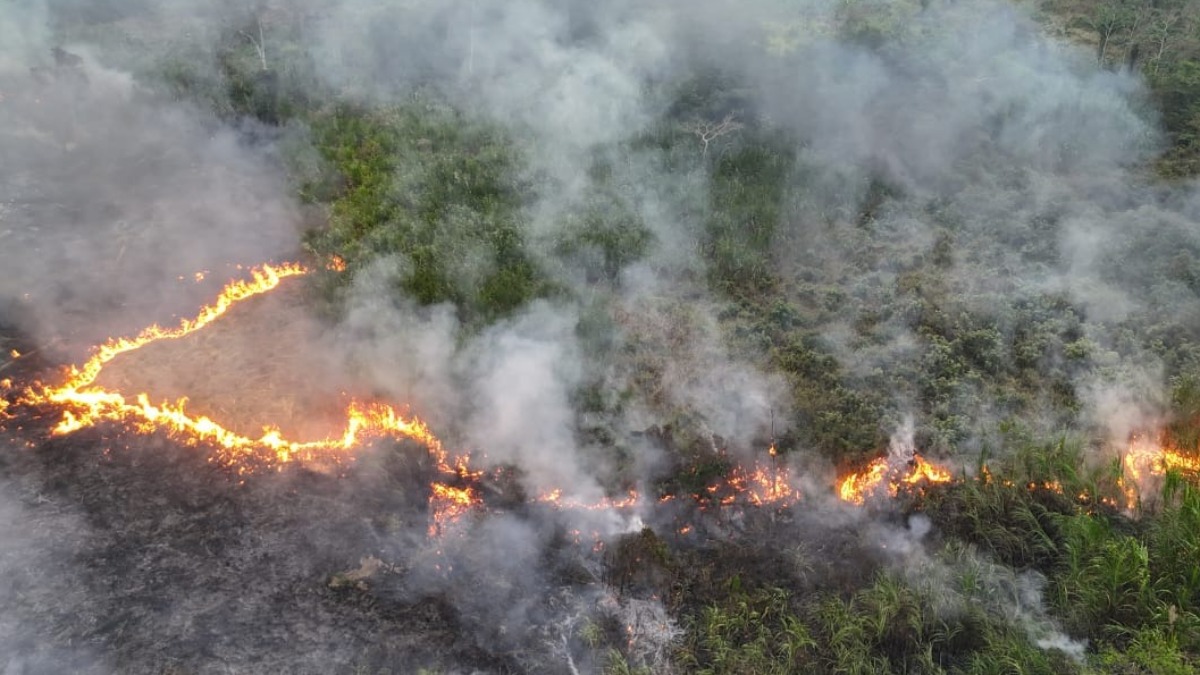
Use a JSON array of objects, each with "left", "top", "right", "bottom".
[
  {"left": 1118, "top": 434, "right": 1200, "bottom": 510},
  {"left": 14, "top": 263, "right": 452, "bottom": 467},
  {"left": 838, "top": 435, "right": 1200, "bottom": 512},
  {"left": 838, "top": 453, "right": 953, "bottom": 505},
  {"left": 4, "top": 262, "right": 802, "bottom": 537}
]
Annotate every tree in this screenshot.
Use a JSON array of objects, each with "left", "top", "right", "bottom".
[
  {"left": 1088, "top": 0, "right": 1136, "bottom": 66},
  {"left": 239, "top": 13, "right": 268, "bottom": 71},
  {"left": 682, "top": 113, "right": 744, "bottom": 158}
]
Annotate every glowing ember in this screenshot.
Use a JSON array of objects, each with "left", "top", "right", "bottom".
[
  {"left": 838, "top": 454, "right": 952, "bottom": 505},
  {"left": 536, "top": 488, "right": 640, "bottom": 511},
  {"left": 728, "top": 461, "right": 801, "bottom": 507},
  {"left": 1027, "top": 480, "right": 1063, "bottom": 494},
  {"left": 530, "top": 452, "right": 800, "bottom": 515},
  {"left": 326, "top": 255, "right": 347, "bottom": 272}
]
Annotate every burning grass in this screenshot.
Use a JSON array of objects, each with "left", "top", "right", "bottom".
[
  {"left": 2, "top": 262, "right": 807, "bottom": 541},
  {"left": 3, "top": 260, "right": 1195, "bottom": 547},
  {"left": 92, "top": 279, "right": 352, "bottom": 441}
]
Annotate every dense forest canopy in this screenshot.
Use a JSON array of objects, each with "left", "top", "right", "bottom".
[{"left": 1, "top": 0, "right": 1200, "bottom": 673}]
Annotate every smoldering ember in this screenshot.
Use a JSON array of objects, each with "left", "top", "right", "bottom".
[{"left": 1, "top": 1, "right": 1199, "bottom": 673}]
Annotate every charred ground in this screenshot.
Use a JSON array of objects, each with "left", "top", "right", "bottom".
[{"left": 4, "top": 0, "right": 1200, "bottom": 673}]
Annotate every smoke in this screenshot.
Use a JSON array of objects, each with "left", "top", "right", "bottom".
[
  {"left": 334, "top": 259, "right": 462, "bottom": 428},
  {"left": 0, "top": 25, "right": 303, "bottom": 354},
  {"left": 718, "top": 0, "right": 1196, "bottom": 451},
  {"left": 461, "top": 302, "right": 596, "bottom": 497},
  {"left": 3, "top": 0, "right": 1200, "bottom": 670},
  {"left": 869, "top": 513, "right": 1088, "bottom": 663},
  {"left": 0, "top": 454, "right": 107, "bottom": 675}
]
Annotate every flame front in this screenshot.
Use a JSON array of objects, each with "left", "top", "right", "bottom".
[
  {"left": 722, "top": 459, "right": 802, "bottom": 508},
  {"left": 5, "top": 261, "right": 808, "bottom": 540},
  {"left": 17, "top": 260, "right": 1199, "bottom": 535},
  {"left": 1119, "top": 435, "right": 1200, "bottom": 510},
  {"left": 55, "top": 263, "right": 307, "bottom": 395},
  {"left": 838, "top": 454, "right": 952, "bottom": 505},
  {"left": 429, "top": 483, "right": 482, "bottom": 536},
  {"left": 14, "top": 263, "right": 452, "bottom": 469}
]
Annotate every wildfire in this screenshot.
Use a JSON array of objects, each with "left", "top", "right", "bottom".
[
  {"left": 11, "top": 260, "right": 1059, "bottom": 548},
  {"left": 49, "top": 262, "right": 307, "bottom": 396},
  {"left": 5, "top": 261, "right": 810, "bottom": 542},
  {"left": 11, "top": 263, "right": 455, "bottom": 469},
  {"left": 531, "top": 451, "right": 800, "bottom": 515},
  {"left": 838, "top": 454, "right": 952, "bottom": 505},
  {"left": 722, "top": 460, "right": 802, "bottom": 508},
  {"left": 536, "top": 488, "right": 641, "bottom": 511},
  {"left": 1118, "top": 434, "right": 1200, "bottom": 510},
  {"left": 429, "top": 482, "right": 482, "bottom": 536}
]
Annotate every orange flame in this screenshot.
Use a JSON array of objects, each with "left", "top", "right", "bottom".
[
  {"left": 428, "top": 482, "right": 482, "bottom": 536},
  {"left": 535, "top": 488, "right": 641, "bottom": 511},
  {"left": 1118, "top": 435, "right": 1200, "bottom": 511},
  {"left": 0, "top": 261, "right": 826, "bottom": 539},
  {"left": 530, "top": 452, "right": 800, "bottom": 515},
  {"left": 838, "top": 454, "right": 952, "bottom": 505},
  {"left": 51, "top": 262, "right": 307, "bottom": 395},
  {"left": 7, "top": 262, "right": 492, "bottom": 532},
  {"left": 13, "top": 263, "right": 453, "bottom": 470},
  {"left": 728, "top": 461, "right": 802, "bottom": 508}
]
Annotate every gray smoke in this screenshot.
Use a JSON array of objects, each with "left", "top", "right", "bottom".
[{"left": 3, "top": 0, "right": 1199, "bottom": 671}]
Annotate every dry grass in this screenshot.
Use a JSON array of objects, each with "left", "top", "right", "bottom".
[{"left": 95, "top": 283, "right": 357, "bottom": 441}]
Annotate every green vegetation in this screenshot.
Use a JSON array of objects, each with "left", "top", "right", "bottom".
[
  {"left": 300, "top": 102, "right": 554, "bottom": 325},
  {"left": 47, "top": 0, "right": 1200, "bottom": 672},
  {"left": 1040, "top": 0, "right": 1200, "bottom": 176}
]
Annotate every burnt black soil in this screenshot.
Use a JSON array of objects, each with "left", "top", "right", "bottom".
[{"left": 0, "top": 411, "right": 516, "bottom": 675}]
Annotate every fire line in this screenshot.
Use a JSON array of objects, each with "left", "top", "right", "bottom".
[{"left": 2, "top": 261, "right": 801, "bottom": 537}]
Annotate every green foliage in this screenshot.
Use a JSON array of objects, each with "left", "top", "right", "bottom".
[
  {"left": 1146, "top": 481, "right": 1200, "bottom": 648},
  {"left": 1168, "top": 374, "right": 1200, "bottom": 449},
  {"left": 773, "top": 333, "right": 885, "bottom": 460},
  {"left": 835, "top": 0, "right": 923, "bottom": 48},
  {"left": 924, "top": 476, "right": 1066, "bottom": 572},
  {"left": 668, "top": 545, "right": 1098, "bottom": 675},
  {"left": 1096, "top": 626, "right": 1199, "bottom": 674},
  {"left": 301, "top": 102, "right": 554, "bottom": 324},
  {"left": 606, "top": 528, "right": 676, "bottom": 597},
  {"left": 152, "top": 18, "right": 321, "bottom": 125},
  {"left": 704, "top": 138, "right": 795, "bottom": 295},
  {"left": 605, "top": 651, "right": 654, "bottom": 675},
  {"left": 1053, "top": 515, "right": 1153, "bottom": 635},
  {"left": 134, "top": 9, "right": 1200, "bottom": 673},
  {"left": 550, "top": 178, "right": 655, "bottom": 285},
  {"left": 680, "top": 587, "right": 815, "bottom": 675},
  {"left": 1048, "top": 0, "right": 1200, "bottom": 176}
]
